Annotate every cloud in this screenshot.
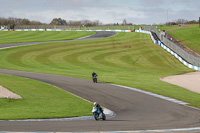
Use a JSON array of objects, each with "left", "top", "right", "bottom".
[{"left": 0, "top": 0, "right": 200, "bottom": 24}]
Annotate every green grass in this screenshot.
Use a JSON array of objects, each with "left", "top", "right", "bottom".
[
  {"left": 168, "top": 25, "right": 200, "bottom": 54},
  {"left": 155, "top": 25, "right": 180, "bottom": 31},
  {"left": 0, "top": 31, "right": 94, "bottom": 44},
  {"left": 0, "top": 32, "right": 200, "bottom": 111},
  {"left": 0, "top": 74, "right": 93, "bottom": 120}
]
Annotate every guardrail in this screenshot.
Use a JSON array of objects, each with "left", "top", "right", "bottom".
[
  {"left": 136, "top": 29, "right": 200, "bottom": 71},
  {"left": 142, "top": 26, "right": 200, "bottom": 67}
]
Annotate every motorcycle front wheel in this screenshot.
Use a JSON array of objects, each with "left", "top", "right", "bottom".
[{"left": 94, "top": 114, "right": 99, "bottom": 121}]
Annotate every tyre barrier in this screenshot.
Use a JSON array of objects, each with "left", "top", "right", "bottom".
[{"left": 135, "top": 30, "right": 200, "bottom": 71}]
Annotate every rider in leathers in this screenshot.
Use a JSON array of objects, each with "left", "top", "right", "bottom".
[
  {"left": 94, "top": 102, "right": 103, "bottom": 114},
  {"left": 92, "top": 72, "right": 98, "bottom": 79}
]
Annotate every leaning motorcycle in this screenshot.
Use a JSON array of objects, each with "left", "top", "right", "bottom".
[{"left": 92, "top": 107, "right": 106, "bottom": 121}]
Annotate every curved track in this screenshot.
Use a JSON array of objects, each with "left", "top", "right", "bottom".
[
  {"left": 0, "top": 31, "right": 200, "bottom": 132},
  {"left": 0, "top": 31, "right": 116, "bottom": 49}
]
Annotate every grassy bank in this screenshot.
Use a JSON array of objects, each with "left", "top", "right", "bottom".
[
  {"left": 0, "top": 74, "right": 93, "bottom": 120},
  {"left": 155, "top": 25, "right": 180, "bottom": 31},
  {"left": 0, "top": 31, "right": 94, "bottom": 44},
  {"left": 168, "top": 25, "right": 200, "bottom": 54},
  {"left": 0, "top": 32, "right": 199, "bottom": 110}
]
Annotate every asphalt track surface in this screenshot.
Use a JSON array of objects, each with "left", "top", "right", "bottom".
[{"left": 0, "top": 31, "right": 200, "bottom": 132}]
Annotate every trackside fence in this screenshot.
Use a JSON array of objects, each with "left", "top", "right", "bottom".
[{"left": 142, "top": 26, "right": 200, "bottom": 67}]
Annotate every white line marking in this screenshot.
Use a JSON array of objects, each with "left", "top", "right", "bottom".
[
  {"left": 1, "top": 127, "right": 200, "bottom": 132},
  {"left": 112, "top": 84, "right": 188, "bottom": 105}
]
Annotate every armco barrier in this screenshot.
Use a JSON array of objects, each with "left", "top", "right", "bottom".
[
  {"left": 135, "top": 30, "right": 200, "bottom": 71},
  {"left": 143, "top": 26, "right": 200, "bottom": 67}
]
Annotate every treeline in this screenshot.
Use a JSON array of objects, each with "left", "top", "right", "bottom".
[
  {"left": 0, "top": 17, "right": 102, "bottom": 27},
  {"left": 174, "top": 19, "right": 199, "bottom": 24},
  {"left": 0, "top": 17, "right": 45, "bottom": 28},
  {"left": 49, "top": 18, "right": 102, "bottom": 26},
  {"left": 1, "top": 17, "right": 199, "bottom": 28}
]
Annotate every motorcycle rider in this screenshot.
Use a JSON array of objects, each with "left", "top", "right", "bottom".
[
  {"left": 94, "top": 102, "right": 104, "bottom": 114},
  {"left": 92, "top": 72, "right": 98, "bottom": 78},
  {"left": 92, "top": 72, "right": 98, "bottom": 82}
]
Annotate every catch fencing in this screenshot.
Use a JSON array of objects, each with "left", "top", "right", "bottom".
[{"left": 142, "top": 26, "right": 200, "bottom": 67}]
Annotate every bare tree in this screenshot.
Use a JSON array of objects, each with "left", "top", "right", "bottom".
[
  {"left": 176, "top": 19, "right": 188, "bottom": 24},
  {"left": 0, "top": 17, "right": 44, "bottom": 26}
]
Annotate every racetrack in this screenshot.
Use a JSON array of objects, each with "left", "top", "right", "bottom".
[
  {"left": 0, "top": 31, "right": 200, "bottom": 132},
  {"left": 0, "top": 31, "right": 116, "bottom": 49}
]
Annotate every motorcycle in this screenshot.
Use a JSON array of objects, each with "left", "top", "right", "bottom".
[
  {"left": 92, "top": 75, "right": 97, "bottom": 83},
  {"left": 92, "top": 107, "right": 106, "bottom": 121}
]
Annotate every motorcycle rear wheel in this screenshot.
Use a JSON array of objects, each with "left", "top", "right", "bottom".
[
  {"left": 93, "top": 78, "right": 97, "bottom": 83},
  {"left": 102, "top": 114, "right": 106, "bottom": 120}
]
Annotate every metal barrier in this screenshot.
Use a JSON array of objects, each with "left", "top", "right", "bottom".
[{"left": 142, "top": 26, "right": 200, "bottom": 67}]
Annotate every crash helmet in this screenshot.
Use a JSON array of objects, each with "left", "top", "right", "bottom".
[{"left": 94, "top": 102, "right": 97, "bottom": 106}]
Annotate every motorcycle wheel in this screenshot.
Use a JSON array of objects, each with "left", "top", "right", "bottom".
[
  {"left": 93, "top": 78, "right": 97, "bottom": 83},
  {"left": 94, "top": 114, "right": 99, "bottom": 121},
  {"left": 102, "top": 113, "right": 106, "bottom": 120}
]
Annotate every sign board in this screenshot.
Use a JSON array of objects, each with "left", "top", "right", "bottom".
[{"left": 1, "top": 26, "right": 5, "bottom": 29}]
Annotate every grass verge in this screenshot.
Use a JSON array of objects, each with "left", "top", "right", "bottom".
[
  {"left": 168, "top": 24, "right": 200, "bottom": 54},
  {"left": 0, "top": 74, "right": 93, "bottom": 120},
  {"left": 155, "top": 25, "right": 180, "bottom": 31},
  {"left": 0, "top": 31, "right": 94, "bottom": 44}
]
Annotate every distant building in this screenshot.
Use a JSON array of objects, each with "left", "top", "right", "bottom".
[{"left": 170, "top": 22, "right": 178, "bottom": 25}]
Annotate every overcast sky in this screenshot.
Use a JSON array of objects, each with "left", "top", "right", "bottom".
[{"left": 0, "top": 0, "right": 199, "bottom": 24}]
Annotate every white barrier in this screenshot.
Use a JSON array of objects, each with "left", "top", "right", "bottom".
[
  {"left": 15, "top": 29, "right": 45, "bottom": 31},
  {"left": 135, "top": 30, "right": 200, "bottom": 71},
  {"left": 14, "top": 29, "right": 132, "bottom": 32},
  {"left": 0, "top": 29, "right": 9, "bottom": 31}
]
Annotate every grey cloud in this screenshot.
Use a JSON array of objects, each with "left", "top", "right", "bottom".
[{"left": 0, "top": 0, "right": 200, "bottom": 24}]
